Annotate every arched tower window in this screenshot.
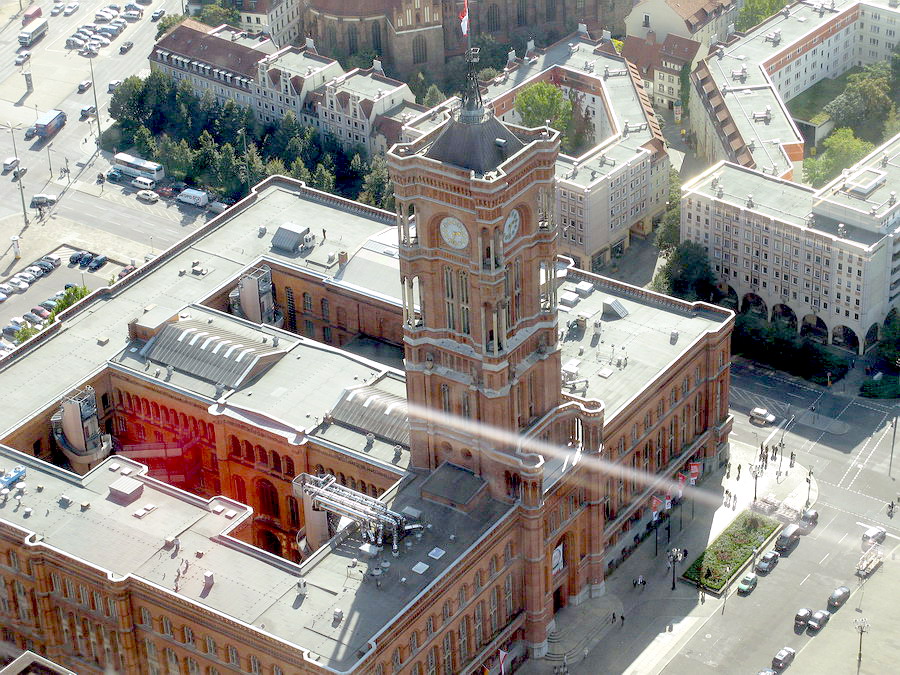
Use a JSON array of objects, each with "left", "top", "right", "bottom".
[
  {"left": 517, "top": 0, "right": 527, "bottom": 26},
  {"left": 371, "top": 21, "right": 382, "bottom": 53},
  {"left": 256, "top": 480, "right": 280, "bottom": 519},
  {"left": 412, "top": 35, "right": 427, "bottom": 65},
  {"left": 546, "top": 0, "right": 557, "bottom": 21},
  {"left": 486, "top": 4, "right": 501, "bottom": 32},
  {"left": 348, "top": 25, "right": 358, "bottom": 54}
]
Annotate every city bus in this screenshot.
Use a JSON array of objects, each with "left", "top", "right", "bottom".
[{"left": 112, "top": 152, "right": 165, "bottom": 181}]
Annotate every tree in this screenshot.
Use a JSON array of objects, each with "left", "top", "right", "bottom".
[
  {"left": 311, "top": 163, "right": 336, "bottom": 193},
  {"left": 263, "top": 112, "right": 303, "bottom": 161},
  {"left": 562, "top": 91, "right": 593, "bottom": 155},
  {"left": 216, "top": 143, "right": 242, "bottom": 198},
  {"left": 108, "top": 76, "right": 148, "bottom": 134},
  {"left": 408, "top": 71, "right": 429, "bottom": 103},
  {"left": 825, "top": 62, "right": 892, "bottom": 138},
  {"left": 245, "top": 142, "right": 266, "bottom": 186},
  {"left": 156, "top": 14, "right": 185, "bottom": 39},
  {"left": 802, "top": 128, "right": 874, "bottom": 188},
  {"left": 737, "top": 0, "right": 787, "bottom": 32},
  {"left": 477, "top": 68, "right": 499, "bottom": 82},
  {"left": 655, "top": 242, "right": 718, "bottom": 301},
  {"left": 655, "top": 208, "right": 681, "bottom": 252},
  {"left": 14, "top": 325, "right": 40, "bottom": 343},
  {"left": 424, "top": 84, "right": 446, "bottom": 108},
  {"left": 193, "top": 130, "right": 220, "bottom": 182},
  {"left": 289, "top": 157, "right": 311, "bottom": 183},
  {"left": 132, "top": 126, "right": 157, "bottom": 160},
  {"left": 265, "top": 158, "right": 287, "bottom": 176},
  {"left": 877, "top": 312, "right": 900, "bottom": 368},
  {"left": 197, "top": 2, "right": 240, "bottom": 29},
  {"left": 472, "top": 34, "right": 510, "bottom": 71},
  {"left": 515, "top": 81, "right": 572, "bottom": 136},
  {"left": 358, "top": 155, "right": 394, "bottom": 210},
  {"left": 883, "top": 104, "right": 900, "bottom": 142}
]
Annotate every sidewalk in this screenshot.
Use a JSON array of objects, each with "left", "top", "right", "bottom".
[{"left": 517, "top": 441, "right": 817, "bottom": 675}]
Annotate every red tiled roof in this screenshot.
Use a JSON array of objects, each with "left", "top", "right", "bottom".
[
  {"left": 154, "top": 20, "right": 265, "bottom": 79},
  {"left": 622, "top": 35, "right": 663, "bottom": 75}
]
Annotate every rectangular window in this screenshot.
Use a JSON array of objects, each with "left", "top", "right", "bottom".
[
  {"left": 205, "top": 637, "right": 217, "bottom": 657},
  {"left": 227, "top": 645, "right": 239, "bottom": 666},
  {"left": 141, "top": 607, "right": 153, "bottom": 627}
]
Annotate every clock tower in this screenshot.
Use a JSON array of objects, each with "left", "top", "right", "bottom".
[{"left": 388, "top": 48, "right": 571, "bottom": 497}]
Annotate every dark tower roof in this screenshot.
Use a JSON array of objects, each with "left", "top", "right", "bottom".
[{"left": 423, "top": 47, "right": 525, "bottom": 174}]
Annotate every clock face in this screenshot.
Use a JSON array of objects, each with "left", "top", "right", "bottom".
[
  {"left": 503, "top": 209, "right": 521, "bottom": 242},
  {"left": 440, "top": 216, "right": 469, "bottom": 249}
]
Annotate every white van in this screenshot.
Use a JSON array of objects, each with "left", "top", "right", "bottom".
[
  {"left": 131, "top": 176, "right": 156, "bottom": 190},
  {"left": 176, "top": 188, "right": 209, "bottom": 207}
]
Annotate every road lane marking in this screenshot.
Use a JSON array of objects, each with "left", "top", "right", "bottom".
[
  {"left": 838, "top": 532, "right": 847, "bottom": 545},
  {"left": 837, "top": 411, "right": 890, "bottom": 489},
  {"left": 799, "top": 573, "right": 810, "bottom": 585},
  {"left": 819, "top": 553, "right": 829, "bottom": 564}
]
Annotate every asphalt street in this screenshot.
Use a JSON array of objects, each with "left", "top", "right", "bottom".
[
  {"left": 659, "top": 364, "right": 900, "bottom": 675},
  {"left": 0, "top": 0, "right": 203, "bottom": 252}
]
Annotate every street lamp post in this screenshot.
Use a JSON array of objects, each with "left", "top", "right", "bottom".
[
  {"left": 751, "top": 463, "right": 763, "bottom": 502},
  {"left": 890, "top": 358, "right": 899, "bottom": 477},
  {"left": 854, "top": 618, "right": 869, "bottom": 663},
  {"left": 88, "top": 56, "right": 103, "bottom": 146},
  {"left": 806, "top": 467, "right": 814, "bottom": 507},
  {"left": 666, "top": 547, "right": 682, "bottom": 590},
  {"left": 3, "top": 123, "right": 29, "bottom": 226},
  {"left": 46, "top": 142, "right": 52, "bottom": 177}
]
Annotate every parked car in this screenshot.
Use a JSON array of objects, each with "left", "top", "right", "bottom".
[
  {"left": 69, "top": 250, "right": 87, "bottom": 264},
  {"left": 136, "top": 189, "right": 158, "bottom": 203},
  {"left": 151, "top": 8, "right": 165, "bottom": 20},
  {"left": 42, "top": 254, "right": 62, "bottom": 267},
  {"left": 30, "top": 306, "right": 50, "bottom": 318},
  {"left": 756, "top": 551, "right": 780, "bottom": 573},
  {"left": 51, "top": 4, "right": 63, "bottom": 15},
  {"left": 25, "top": 265, "right": 45, "bottom": 277},
  {"left": 794, "top": 608, "right": 812, "bottom": 628},
  {"left": 94, "top": 35, "right": 110, "bottom": 46},
  {"left": 14, "top": 271, "right": 37, "bottom": 283},
  {"left": 117, "top": 264, "right": 136, "bottom": 279},
  {"left": 772, "top": 647, "right": 796, "bottom": 670},
  {"left": 87, "top": 255, "right": 108, "bottom": 271},
  {"left": 8, "top": 278, "right": 28, "bottom": 292},
  {"left": 807, "top": 609, "right": 831, "bottom": 632},
  {"left": 108, "top": 79, "right": 123, "bottom": 91},
  {"left": 106, "top": 168, "right": 123, "bottom": 182},
  {"left": 63, "top": 3, "right": 80, "bottom": 15},
  {"left": 2, "top": 325, "right": 20, "bottom": 338},
  {"left": 0, "top": 293, "right": 7, "bottom": 303},
  {"left": 31, "top": 260, "right": 54, "bottom": 273},
  {"left": 14, "top": 51, "right": 31, "bottom": 65},
  {"left": 123, "top": 10, "right": 141, "bottom": 20},
  {"left": 78, "top": 253, "right": 95, "bottom": 268},
  {"left": 0, "top": 284, "right": 12, "bottom": 295},
  {"left": 119, "top": 41, "right": 133, "bottom": 53},
  {"left": 8, "top": 317, "right": 27, "bottom": 327},
  {"left": 24, "top": 126, "right": 36, "bottom": 140},
  {"left": 737, "top": 573, "right": 758, "bottom": 594},
  {"left": 29, "top": 194, "right": 57, "bottom": 208},
  {"left": 80, "top": 105, "right": 96, "bottom": 118},
  {"left": 23, "top": 313, "right": 43, "bottom": 325},
  {"left": 12, "top": 167, "right": 27, "bottom": 181},
  {"left": 828, "top": 586, "right": 851, "bottom": 610},
  {"left": 155, "top": 185, "right": 175, "bottom": 198}
]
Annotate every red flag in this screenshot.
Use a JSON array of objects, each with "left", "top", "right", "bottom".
[{"left": 459, "top": 0, "right": 469, "bottom": 36}]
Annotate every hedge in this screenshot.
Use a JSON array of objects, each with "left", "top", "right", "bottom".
[{"left": 683, "top": 511, "right": 780, "bottom": 591}]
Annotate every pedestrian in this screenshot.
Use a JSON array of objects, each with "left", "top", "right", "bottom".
[
  {"left": 621, "top": 615, "right": 625, "bottom": 627},
  {"left": 683, "top": 548, "right": 688, "bottom": 559},
  {"left": 666, "top": 560, "right": 671, "bottom": 571},
  {"left": 737, "top": 464, "right": 742, "bottom": 479},
  {"left": 611, "top": 612, "right": 616, "bottom": 624},
  {"left": 638, "top": 575, "right": 644, "bottom": 586},
  {"left": 633, "top": 578, "right": 637, "bottom": 588}
]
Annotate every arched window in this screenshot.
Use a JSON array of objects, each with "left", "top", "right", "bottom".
[
  {"left": 321, "top": 298, "right": 330, "bottom": 321},
  {"left": 256, "top": 445, "right": 267, "bottom": 465},
  {"left": 242, "top": 441, "right": 254, "bottom": 462},
  {"left": 517, "top": 0, "right": 527, "bottom": 26},
  {"left": 347, "top": 25, "right": 358, "bottom": 54},
  {"left": 284, "top": 457, "right": 295, "bottom": 478},
  {"left": 412, "top": 35, "right": 427, "bottom": 64},
  {"left": 151, "top": 402, "right": 159, "bottom": 419},
  {"left": 229, "top": 436, "right": 240, "bottom": 456},
  {"left": 326, "top": 25, "right": 337, "bottom": 50},
  {"left": 371, "top": 21, "right": 381, "bottom": 53},
  {"left": 256, "top": 480, "right": 280, "bottom": 518},
  {"left": 271, "top": 451, "right": 282, "bottom": 473},
  {"left": 546, "top": 0, "right": 557, "bottom": 22},
  {"left": 232, "top": 475, "right": 246, "bottom": 504},
  {"left": 486, "top": 4, "right": 500, "bottom": 32},
  {"left": 287, "top": 496, "right": 300, "bottom": 528},
  {"left": 338, "top": 472, "right": 346, "bottom": 486}
]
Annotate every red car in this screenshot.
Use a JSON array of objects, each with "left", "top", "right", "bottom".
[
  {"left": 117, "top": 265, "right": 136, "bottom": 279},
  {"left": 29, "top": 306, "right": 50, "bottom": 319},
  {"left": 155, "top": 186, "right": 175, "bottom": 198}
]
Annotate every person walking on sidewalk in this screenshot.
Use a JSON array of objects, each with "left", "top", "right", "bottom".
[
  {"left": 611, "top": 612, "right": 616, "bottom": 624},
  {"left": 633, "top": 578, "right": 638, "bottom": 588},
  {"left": 737, "top": 464, "right": 742, "bottom": 479},
  {"left": 621, "top": 615, "right": 625, "bottom": 627}
]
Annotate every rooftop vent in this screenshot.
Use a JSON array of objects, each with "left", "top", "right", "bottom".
[{"left": 747, "top": 194, "right": 755, "bottom": 208}]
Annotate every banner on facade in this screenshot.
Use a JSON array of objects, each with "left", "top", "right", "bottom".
[
  {"left": 551, "top": 543, "right": 565, "bottom": 574},
  {"left": 677, "top": 473, "right": 688, "bottom": 498},
  {"left": 665, "top": 495, "right": 672, "bottom": 510},
  {"left": 651, "top": 495, "right": 663, "bottom": 520},
  {"left": 689, "top": 462, "right": 701, "bottom": 478}
]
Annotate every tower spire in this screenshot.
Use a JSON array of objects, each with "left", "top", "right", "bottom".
[{"left": 459, "top": 47, "right": 484, "bottom": 124}]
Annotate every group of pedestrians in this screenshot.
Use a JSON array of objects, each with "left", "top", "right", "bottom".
[{"left": 632, "top": 575, "right": 646, "bottom": 588}]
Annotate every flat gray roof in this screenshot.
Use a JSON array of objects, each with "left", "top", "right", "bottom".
[
  {"left": 556, "top": 271, "right": 730, "bottom": 421},
  {"left": 0, "top": 447, "right": 510, "bottom": 670},
  {"left": 0, "top": 180, "right": 398, "bottom": 443}
]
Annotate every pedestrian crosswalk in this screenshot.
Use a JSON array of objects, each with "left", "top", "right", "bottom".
[{"left": 729, "top": 386, "right": 792, "bottom": 418}]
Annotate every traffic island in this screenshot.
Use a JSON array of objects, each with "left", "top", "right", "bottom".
[{"left": 682, "top": 510, "right": 781, "bottom": 595}]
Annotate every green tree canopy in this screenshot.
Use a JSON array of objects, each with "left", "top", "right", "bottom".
[
  {"left": 825, "top": 62, "right": 893, "bottom": 136},
  {"left": 424, "top": 84, "right": 446, "bottom": 108},
  {"left": 803, "top": 127, "right": 874, "bottom": 188},
  {"left": 515, "top": 81, "right": 572, "bottom": 136},
  {"left": 737, "top": 0, "right": 787, "bottom": 32},
  {"left": 197, "top": 2, "right": 240, "bottom": 28},
  {"left": 653, "top": 242, "right": 718, "bottom": 301},
  {"left": 155, "top": 14, "right": 185, "bottom": 39}
]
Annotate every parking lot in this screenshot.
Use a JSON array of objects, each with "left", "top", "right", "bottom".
[{"left": 0, "top": 246, "right": 122, "bottom": 348}]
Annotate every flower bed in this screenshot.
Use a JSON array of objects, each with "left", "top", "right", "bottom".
[{"left": 683, "top": 511, "right": 780, "bottom": 591}]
